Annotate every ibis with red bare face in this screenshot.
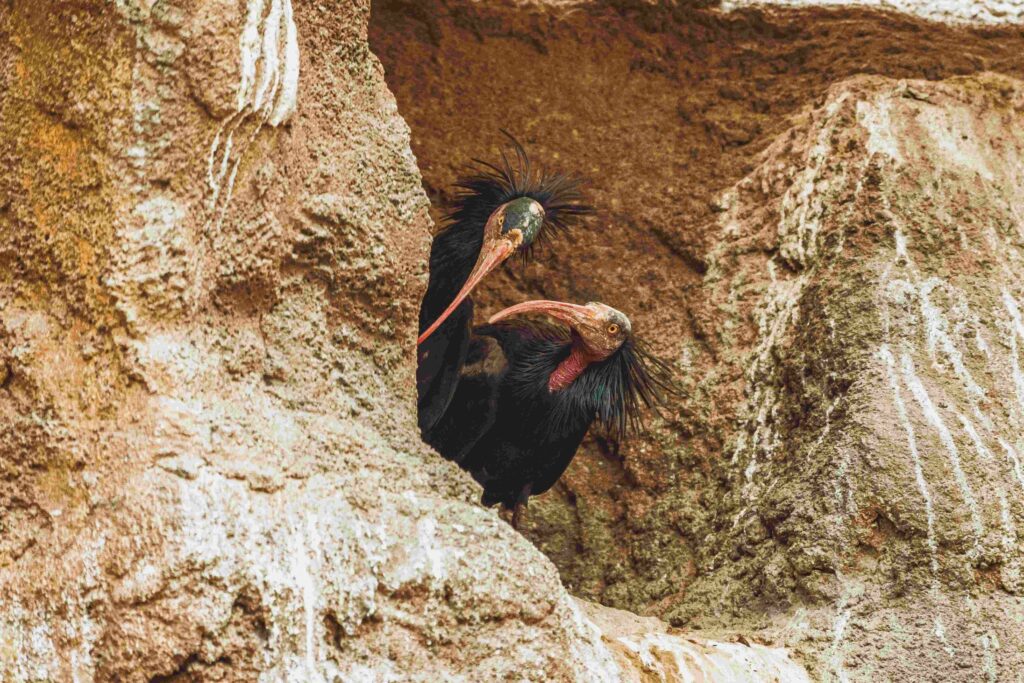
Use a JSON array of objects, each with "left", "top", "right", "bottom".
[
  {"left": 426, "top": 299, "right": 675, "bottom": 526},
  {"left": 417, "top": 137, "right": 591, "bottom": 438}
]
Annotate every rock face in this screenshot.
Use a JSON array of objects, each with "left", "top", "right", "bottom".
[
  {"left": 0, "top": 0, "right": 807, "bottom": 681},
  {"left": 1, "top": 0, "right": 1022, "bottom": 681},
  {"left": 373, "top": 2, "right": 1024, "bottom": 680},
  {"left": 722, "top": 0, "right": 1024, "bottom": 24},
  {"left": 692, "top": 73, "right": 1024, "bottom": 680}
]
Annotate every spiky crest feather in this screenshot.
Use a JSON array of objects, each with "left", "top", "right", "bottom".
[
  {"left": 484, "top": 320, "right": 679, "bottom": 441},
  {"left": 442, "top": 131, "right": 593, "bottom": 264}
]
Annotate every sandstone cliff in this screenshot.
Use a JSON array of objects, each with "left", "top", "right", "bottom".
[
  {"left": 1, "top": 0, "right": 1022, "bottom": 680},
  {"left": 374, "top": 2, "right": 1024, "bottom": 679}
]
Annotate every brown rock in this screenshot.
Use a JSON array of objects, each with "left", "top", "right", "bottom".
[
  {"left": 8, "top": 0, "right": 1024, "bottom": 680},
  {"left": 373, "top": 2, "right": 1024, "bottom": 680},
  {"left": 0, "top": 0, "right": 807, "bottom": 681}
]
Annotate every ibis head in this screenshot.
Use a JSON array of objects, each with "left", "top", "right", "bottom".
[
  {"left": 418, "top": 197, "right": 546, "bottom": 345},
  {"left": 488, "top": 300, "right": 632, "bottom": 361},
  {"left": 417, "top": 134, "right": 591, "bottom": 345}
]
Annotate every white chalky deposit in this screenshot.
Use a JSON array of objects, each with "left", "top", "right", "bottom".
[
  {"left": 720, "top": 0, "right": 1024, "bottom": 25},
  {"left": 208, "top": 0, "right": 300, "bottom": 218}
]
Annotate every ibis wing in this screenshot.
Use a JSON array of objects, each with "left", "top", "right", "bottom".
[
  {"left": 417, "top": 300, "right": 474, "bottom": 437},
  {"left": 524, "top": 425, "right": 591, "bottom": 498},
  {"left": 424, "top": 334, "right": 507, "bottom": 464}
]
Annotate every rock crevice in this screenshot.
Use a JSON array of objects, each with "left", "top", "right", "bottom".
[{"left": 2, "top": 0, "right": 1023, "bottom": 680}]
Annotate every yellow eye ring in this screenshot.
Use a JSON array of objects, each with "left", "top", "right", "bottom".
[{"left": 607, "top": 323, "right": 620, "bottom": 334}]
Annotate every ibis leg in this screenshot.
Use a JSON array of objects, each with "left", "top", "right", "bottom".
[{"left": 510, "top": 483, "right": 532, "bottom": 530}]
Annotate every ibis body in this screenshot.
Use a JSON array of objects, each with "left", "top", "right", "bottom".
[
  {"left": 428, "top": 301, "right": 674, "bottom": 522},
  {"left": 417, "top": 139, "right": 590, "bottom": 437}
]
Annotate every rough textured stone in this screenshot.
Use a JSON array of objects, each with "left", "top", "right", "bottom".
[
  {"left": 5, "top": 0, "right": 1024, "bottom": 680},
  {"left": 0, "top": 0, "right": 807, "bottom": 681},
  {"left": 721, "top": 0, "right": 1024, "bottom": 25},
  {"left": 684, "top": 72, "right": 1024, "bottom": 680},
  {"left": 373, "top": 2, "right": 1024, "bottom": 680}
]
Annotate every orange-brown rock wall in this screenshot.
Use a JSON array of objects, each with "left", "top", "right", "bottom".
[
  {"left": 372, "top": 3, "right": 1024, "bottom": 679},
  {"left": 0, "top": 1, "right": 810, "bottom": 680}
]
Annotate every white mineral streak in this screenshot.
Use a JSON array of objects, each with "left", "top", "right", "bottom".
[
  {"left": 999, "top": 438, "right": 1024, "bottom": 498},
  {"left": 616, "top": 632, "right": 811, "bottom": 683},
  {"left": 930, "top": 106, "right": 998, "bottom": 181},
  {"left": 719, "top": 0, "right": 1024, "bottom": 26},
  {"left": 880, "top": 342, "right": 954, "bottom": 651},
  {"left": 885, "top": 224, "right": 993, "bottom": 430},
  {"left": 64, "top": 536, "right": 104, "bottom": 683},
  {"left": 900, "top": 353, "right": 985, "bottom": 549},
  {"left": 271, "top": 0, "right": 300, "bottom": 126},
  {"left": 829, "top": 608, "right": 852, "bottom": 683},
  {"left": 735, "top": 195, "right": 818, "bottom": 492},
  {"left": 981, "top": 632, "right": 1001, "bottom": 682},
  {"left": 732, "top": 90, "right": 860, "bottom": 512},
  {"left": 958, "top": 414, "right": 1017, "bottom": 551},
  {"left": 778, "top": 93, "right": 850, "bottom": 268},
  {"left": 300, "top": 512, "right": 324, "bottom": 682},
  {"left": 1010, "top": 327, "right": 1024, "bottom": 419},
  {"left": 736, "top": 271, "right": 802, "bottom": 490},
  {"left": 564, "top": 601, "right": 623, "bottom": 682},
  {"left": 824, "top": 396, "right": 855, "bottom": 514},
  {"left": 827, "top": 577, "right": 862, "bottom": 683},
  {"left": 208, "top": 0, "right": 300, "bottom": 219},
  {"left": 118, "top": 2, "right": 176, "bottom": 189},
  {"left": 174, "top": 471, "right": 347, "bottom": 681},
  {"left": 878, "top": 212, "right": 1024, "bottom": 555},
  {"left": 857, "top": 97, "right": 902, "bottom": 163},
  {"left": 879, "top": 345, "right": 940, "bottom": 578},
  {"left": 1003, "top": 290, "right": 1024, "bottom": 417},
  {"left": 238, "top": 0, "right": 264, "bottom": 111},
  {"left": 107, "top": 196, "right": 202, "bottom": 327},
  {"left": 918, "top": 279, "right": 987, "bottom": 404},
  {"left": 0, "top": 603, "right": 53, "bottom": 682},
  {"left": 934, "top": 616, "right": 955, "bottom": 656}
]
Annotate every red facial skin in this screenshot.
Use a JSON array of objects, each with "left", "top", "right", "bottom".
[{"left": 488, "top": 300, "right": 631, "bottom": 392}]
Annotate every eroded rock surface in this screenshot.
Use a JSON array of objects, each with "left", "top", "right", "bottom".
[
  {"left": 690, "top": 72, "right": 1024, "bottom": 680},
  {"left": 4, "top": 0, "right": 1024, "bottom": 680},
  {"left": 722, "top": 0, "right": 1024, "bottom": 24},
  {"left": 0, "top": 0, "right": 807, "bottom": 681},
  {"left": 374, "top": 2, "right": 1024, "bottom": 680}
]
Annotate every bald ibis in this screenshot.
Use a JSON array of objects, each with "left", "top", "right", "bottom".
[
  {"left": 427, "top": 300, "right": 676, "bottom": 526},
  {"left": 417, "top": 138, "right": 591, "bottom": 438}
]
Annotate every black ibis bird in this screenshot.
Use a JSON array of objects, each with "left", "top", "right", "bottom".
[
  {"left": 427, "top": 299, "right": 676, "bottom": 526},
  {"left": 417, "top": 138, "right": 591, "bottom": 438}
]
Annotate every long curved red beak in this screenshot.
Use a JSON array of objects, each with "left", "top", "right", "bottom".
[
  {"left": 417, "top": 215, "right": 523, "bottom": 345},
  {"left": 488, "top": 300, "right": 597, "bottom": 328}
]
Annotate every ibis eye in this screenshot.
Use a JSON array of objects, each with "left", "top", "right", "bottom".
[{"left": 607, "top": 323, "right": 620, "bottom": 335}]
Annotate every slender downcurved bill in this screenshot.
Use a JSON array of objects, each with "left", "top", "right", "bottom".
[
  {"left": 488, "top": 300, "right": 598, "bottom": 328},
  {"left": 417, "top": 210, "right": 526, "bottom": 346}
]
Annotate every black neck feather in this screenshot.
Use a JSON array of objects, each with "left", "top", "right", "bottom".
[{"left": 491, "top": 321, "right": 678, "bottom": 441}]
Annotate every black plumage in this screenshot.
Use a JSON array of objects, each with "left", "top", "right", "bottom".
[
  {"left": 417, "top": 136, "right": 591, "bottom": 437},
  {"left": 427, "top": 302, "right": 676, "bottom": 524}
]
